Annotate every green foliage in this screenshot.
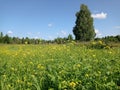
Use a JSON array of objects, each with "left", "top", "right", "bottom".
[
  {"left": 0, "top": 44, "right": 120, "bottom": 90},
  {"left": 3, "top": 34, "right": 11, "bottom": 44},
  {"left": 88, "top": 40, "right": 111, "bottom": 49},
  {"left": 103, "top": 35, "right": 120, "bottom": 42},
  {"left": 73, "top": 4, "right": 95, "bottom": 41},
  {"left": 0, "top": 32, "right": 74, "bottom": 44},
  {"left": 0, "top": 31, "right": 119, "bottom": 44},
  {"left": 67, "top": 34, "right": 73, "bottom": 41},
  {"left": 0, "top": 32, "right": 3, "bottom": 43},
  {"left": 54, "top": 34, "right": 73, "bottom": 44}
]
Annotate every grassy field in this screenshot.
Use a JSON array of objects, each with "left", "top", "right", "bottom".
[{"left": 0, "top": 43, "right": 120, "bottom": 90}]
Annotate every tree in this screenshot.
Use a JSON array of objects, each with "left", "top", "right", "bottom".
[
  {"left": 73, "top": 4, "right": 95, "bottom": 41},
  {"left": 115, "top": 35, "right": 120, "bottom": 42},
  {"left": 0, "top": 32, "right": 3, "bottom": 43},
  {"left": 3, "top": 34, "right": 11, "bottom": 44},
  {"left": 67, "top": 34, "right": 73, "bottom": 41}
]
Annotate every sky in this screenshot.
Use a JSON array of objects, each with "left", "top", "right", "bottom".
[{"left": 0, "top": 0, "right": 120, "bottom": 40}]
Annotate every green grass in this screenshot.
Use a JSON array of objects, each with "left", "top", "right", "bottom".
[{"left": 0, "top": 44, "right": 120, "bottom": 90}]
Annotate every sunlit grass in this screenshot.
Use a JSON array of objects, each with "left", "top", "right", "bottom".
[{"left": 0, "top": 44, "right": 120, "bottom": 90}]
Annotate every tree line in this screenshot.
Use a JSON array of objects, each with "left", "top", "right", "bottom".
[
  {"left": 0, "top": 32, "right": 120, "bottom": 44},
  {"left": 95, "top": 35, "right": 120, "bottom": 43},
  {"left": 0, "top": 32, "right": 74, "bottom": 44}
]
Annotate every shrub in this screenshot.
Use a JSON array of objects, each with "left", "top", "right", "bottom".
[{"left": 88, "top": 40, "right": 110, "bottom": 49}]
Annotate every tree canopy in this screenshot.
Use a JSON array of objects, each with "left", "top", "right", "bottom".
[{"left": 73, "top": 4, "right": 95, "bottom": 41}]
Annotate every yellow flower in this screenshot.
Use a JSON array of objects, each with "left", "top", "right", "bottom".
[
  {"left": 23, "top": 53, "right": 26, "bottom": 57},
  {"left": 16, "top": 79, "right": 23, "bottom": 84},
  {"left": 69, "top": 82, "right": 76, "bottom": 88},
  {"left": 79, "top": 80, "right": 82, "bottom": 84},
  {"left": 41, "top": 55, "right": 44, "bottom": 57},
  {"left": 109, "top": 51, "right": 112, "bottom": 54},
  {"left": 59, "top": 70, "right": 64, "bottom": 74},
  {"left": 98, "top": 71, "right": 101, "bottom": 74},
  {"left": 8, "top": 84, "right": 11, "bottom": 88},
  {"left": 3, "top": 74, "right": 6, "bottom": 79},
  {"left": 17, "top": 79, "right": 20, "bottom": 83},
  {"left": 20, "top": 61, "right": 23, "bottom": 64},
  {"left": 98, "top": 40, "right": 103, "bottom": 44},
  {"left": 92, "top": 41, "right": 96, "bottom": 45},
  {"left": 11, "top": 67, "right": 15, "bottom": 71},
  {"left": 31, "top": 75, "right": 35, "bottom": 78},
  {"left": 85, "top": 74, "right": 89, "bottom": 77},
  {"left": 37, "top": 64, "right": 44, "bottom": 69},
  {"left": 105, "top": 46, "right": 110, "bottom": 49},
  {"left": 73, "top": 64, "right": 81, "bottom": 69},
  {"left": 29, "top": 62, "right": 33, "bottom": 65},
  {"left": 27, "top": 82, "right": 32, "bottom": 86},
  {"left": 76, "top": 64, "right": 81, "bottom": 68},
  {"left": 92, "top": 55, "right": 96, "bottom": 57},
  {"left": 49, "top": 88, "right": 54, "bottom": 90}
]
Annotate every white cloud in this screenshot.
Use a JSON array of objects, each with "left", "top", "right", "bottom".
[
  {"left": 95, "top": 29, "right": 102, "bottom": 37},
  {"left": 57, "top": 30, "right": 67, "bottom": 37},
  {"left": 48, "top": 23, "right": 53, "bottom": 27},
  {"left": 34, "top": 36, "right": 39, "bottom": 39},
  {"left": 7, "top": 30, "right": 13, "bottom": 34},
  {"left": 61, "top": 30, "right": 67, "bottom": 35},
  {"left": 91, "top": 12, "right": 107, "bottom": 19},
  {"left": 27, "top": 32, "right": 32, "bottom": 35}
]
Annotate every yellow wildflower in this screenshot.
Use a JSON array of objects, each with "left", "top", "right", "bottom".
[
  {"left": 29, "top": 62, "right": 33, "bottom": 65},
  {"left": 11, "top": 67, "right": 15, "bottom": 71},
  {"left": 76, "top": 64, "right": 81, "bottom": 68},
  {"left": 69, "top": 82, "right": 76, "bottom": 88},
  {"left": 37, "top": 64, "right": 44, "bottom": 69},
  {"left": 98, "top": 71, "right": 101, "bottom": 74},
  {"left": 59, "top": 70, "right": 64, "bottom": 74},
  {"left": 109, "top": 51, "right": 112, "bottom": 54},
  {"left": 105, "top": 46, "right": 110, "bottom": 49},
  {"left": 27, "top": 82, "right": 32, "bottom": 86},
  {"left": 92, "top": 55, "right": 96, "bottom": 57},
  {"left": 92, "top": 41, "right": 96, "bottom": 45},
  {"left": 8, "top": 84, "right": 11, "bottom": 88},
  {"left": 20, "top": 61, "right": 23, "bottom": 64},
  {"left": 98, "top": 40, "right": 103, "bottom": 44},
  {"left": 16, "top": 79, "right": 23, "bottom": 84},
  {"left": 85, "top": 74, "right": 89, "bottom": 77}
]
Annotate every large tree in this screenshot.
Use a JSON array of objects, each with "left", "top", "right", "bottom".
[
  {"left": 73, "top": 4, "right": 95, "bottom": 41},
  {"left": 0, "top": 32, "right": 3, "bottom": 43}
]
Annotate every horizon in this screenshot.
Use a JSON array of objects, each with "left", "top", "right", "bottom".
[
  {"left": 0, "top": 0, "right": 120, "bottom": 40},
  {"left": 0, "top": 31, "right": 120, "bottom": 41}
]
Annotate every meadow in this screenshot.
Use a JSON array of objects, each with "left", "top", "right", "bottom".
[{"left": 0, "top": 42, "right": 120, "bottom": 90}]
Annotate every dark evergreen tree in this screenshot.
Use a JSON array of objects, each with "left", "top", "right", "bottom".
[
  {"left": 115, "top": 35, "right": 120, "bottom": 41},
  {"left": 0, "top": 32, "right": 3, "bottom": 43},
  {"left": 3, "top": 34, "right": 10, "bottom": 44},
  {"left": 73, "top": 4, "right": 95, "bottom": 41}
]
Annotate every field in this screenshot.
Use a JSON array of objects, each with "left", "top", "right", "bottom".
[{"left": 0, "top": 43, "right": 120, "bottom": 90}]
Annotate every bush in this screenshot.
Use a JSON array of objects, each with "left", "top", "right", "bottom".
[{"left": 88, "top": 40, "right": 111, "bottom": 49}]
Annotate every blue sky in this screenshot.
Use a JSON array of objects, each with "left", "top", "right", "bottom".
[{"left": 0, "top": 0, "right": 120, "bottom": 40}]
